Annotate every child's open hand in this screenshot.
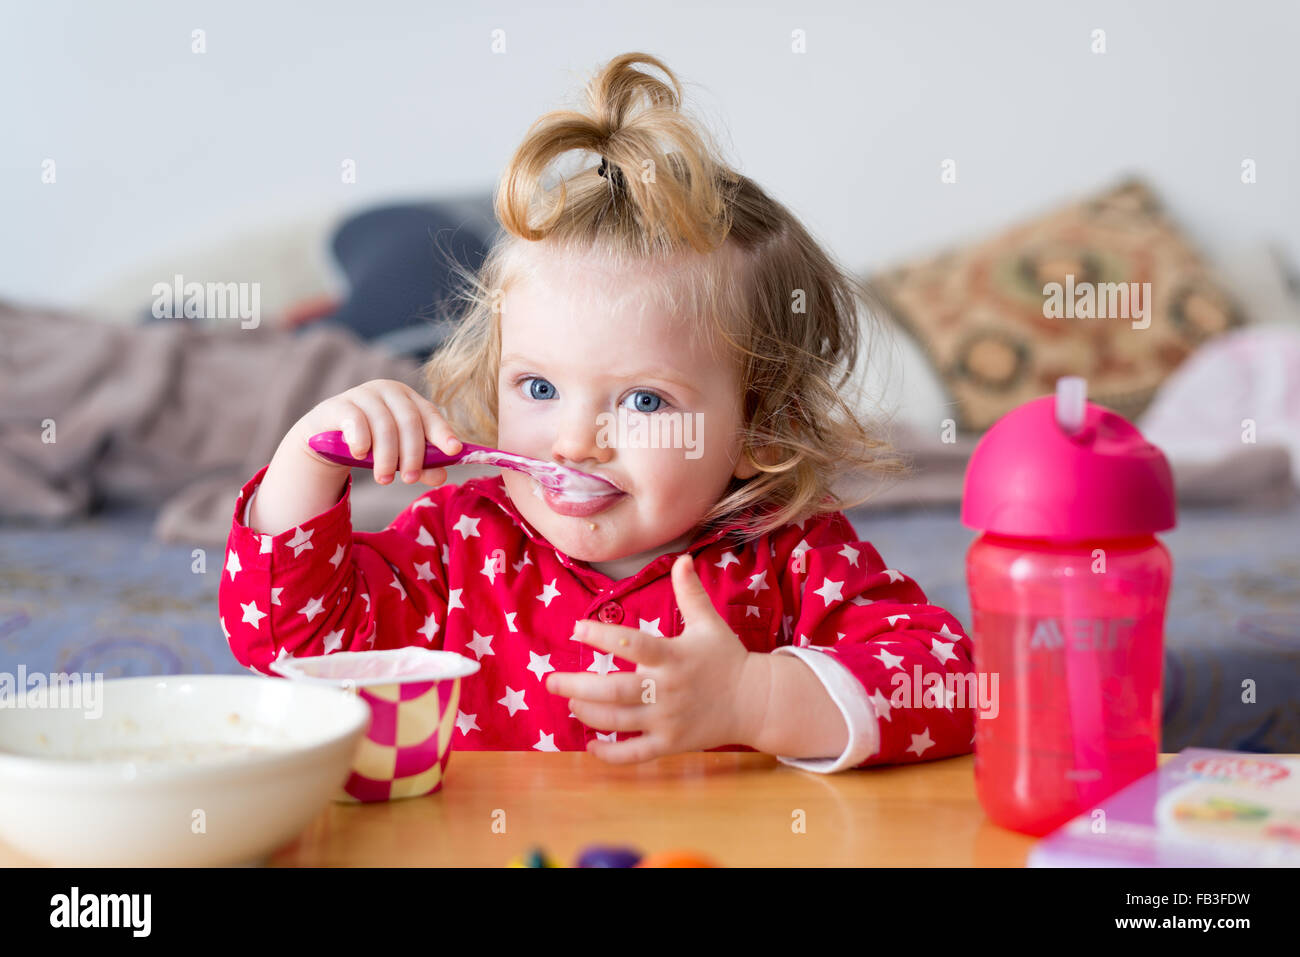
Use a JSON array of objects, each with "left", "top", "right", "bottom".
[{"left": 547, "top": 554, "right": 767, "bottom": 763}]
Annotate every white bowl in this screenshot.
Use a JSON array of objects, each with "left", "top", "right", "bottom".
[{"left": 0, "top": 675, "right": 370, "bottom": 866}]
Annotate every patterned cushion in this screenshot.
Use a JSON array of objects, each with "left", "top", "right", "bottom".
[{"left": 871, "top": 180, "right": 1245, "bottom": 431}]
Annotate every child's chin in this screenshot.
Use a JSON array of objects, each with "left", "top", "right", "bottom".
[{"left": 540, "top": 520, "right": 621, "bottom": 559}]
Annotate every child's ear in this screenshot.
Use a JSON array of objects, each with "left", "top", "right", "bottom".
[{"left": 733, "top": 445, "right": 766, "bottom": 480}]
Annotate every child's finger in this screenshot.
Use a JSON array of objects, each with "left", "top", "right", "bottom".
[
  {"left": 572, "top": 618, "right": 670, "bottom": 667},
  {"left": 347, "top": 392, "right": 400, "bottom": 481},
  {"left": 336, "top": 401, "right": 372, "bottom": 458},
  {"left": 418, "top": 404, "right": 462, "bottom": 457},
  {"left": 418, "top": 467, "right": 447, "bottom": 486},
  {"left": 385, "top": 395, "right": 432, "bottom": 483}
]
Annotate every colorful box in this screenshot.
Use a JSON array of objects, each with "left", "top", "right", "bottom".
[{"left": 1029, "top": 747, "right": 1300, "bottom": 866}]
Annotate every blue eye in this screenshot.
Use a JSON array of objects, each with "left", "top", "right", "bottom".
[
  {"left": 525, "top": 377, "right": 556, "bottom": 400},
  {"left": 622, "top": 390, "right": 663, "bottom": 413}
]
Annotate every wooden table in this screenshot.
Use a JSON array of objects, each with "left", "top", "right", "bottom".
[
  {"left": 271, "top": 751, "right": 1040, "bottom": 867},
  {"left": 0, "top": 752, "right": 1191, "bottom": 867}
]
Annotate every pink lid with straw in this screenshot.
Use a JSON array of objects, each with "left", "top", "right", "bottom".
[{"left": 961, "top": 377, "right": 1176, "bottom": 540}]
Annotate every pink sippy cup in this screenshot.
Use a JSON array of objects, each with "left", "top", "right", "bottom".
[{"left": 961, "top": 377, "right": 1176, "bottom": 837}]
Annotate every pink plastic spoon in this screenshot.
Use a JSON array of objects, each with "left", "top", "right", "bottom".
[{"left": 307, "top": 430, "right": 621, "bottom": 496}]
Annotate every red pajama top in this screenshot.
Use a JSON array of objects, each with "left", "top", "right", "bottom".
[{"left": 218, "top": 465, "right": 976, "bottom": 772}]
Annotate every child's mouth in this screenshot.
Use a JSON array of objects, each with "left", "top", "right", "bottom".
[{"left": 540, "top": 484, "right": 626, "bottom": 517}]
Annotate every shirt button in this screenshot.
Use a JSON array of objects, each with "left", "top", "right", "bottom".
[{"left": 596, "top": 601, "right": 624, "bottom": 624}]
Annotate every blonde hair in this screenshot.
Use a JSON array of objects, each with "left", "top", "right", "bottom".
[{"left": 422, "top": 51, "right": 909, "bottom": 542}]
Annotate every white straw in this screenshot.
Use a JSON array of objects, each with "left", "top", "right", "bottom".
[{"left": 1055, "top": 376, "right": 1087, "bottom": 434}]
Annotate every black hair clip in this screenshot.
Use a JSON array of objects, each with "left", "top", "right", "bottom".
[{"left": 597, "top": 156, "right": 625, "bottom": 189}]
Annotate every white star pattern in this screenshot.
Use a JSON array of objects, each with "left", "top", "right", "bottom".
[
  {"left": 417, "top": 613, "right": 440, "bottom": 643},
  {"left": 452, "top": 514, "right": 481, "bottom": 540},
  {"left": 285, "top": 526, "right": 314, "bottom": 558},
  {"left": 537, "top": 579, "right": 561, "bottom": 607},
  {"left": 299, "top": 596, "right": 326, "bottom": 622},
  {"left": 526, "top": 651, "right": 554, "bottom": 681},
  {"left": 868, "top": 688, "right": 893, "bottom": 722},
  {"left": 907, "top": 728, "right": 935, "bottom": 757},
  {"left": 466, "top": 630, "right": 494, "bottom": 659},
  {"left": 218, "top": 469, "right": 973, "bottom": 764},
  {"left": 875, "top": 647, "right": 905, "bottom": 671},
  {"left": 930, "top": 638, "right": 958, "bottom": 665},
  {"left": 498, "top": 687, "right": 527, "bottom": 717},
  {"left": 813, "top": 577, "right": 844, "bottom": 606},
  {"left": 240, "top": 600, "right": 267, "bottom": 629}
]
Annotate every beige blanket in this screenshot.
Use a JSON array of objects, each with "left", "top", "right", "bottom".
[
  {"left": 1, "top": 301, "right": 1293, "bottom": 548},
  {"left": 0, "top": 301, "right": 460, "bottom": 544}
]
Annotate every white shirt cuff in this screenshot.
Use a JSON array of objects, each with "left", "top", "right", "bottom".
[
  {"left": 242, "top": 487, "right": 257, "bottom": 527},
  {"left": 770, "top": 645, "right": 880, "bottom": 773}
]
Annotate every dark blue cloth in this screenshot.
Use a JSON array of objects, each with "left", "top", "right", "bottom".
[
  {"left": 311, "top": 199, "right": 496, "bottom": 361},
  {"left": 141, "top": 197, "right": 498, "bottom": 364}
]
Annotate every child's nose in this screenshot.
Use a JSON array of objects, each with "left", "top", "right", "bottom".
[{"left": 551, "top": 412, "right": 612, "bottom": 468}]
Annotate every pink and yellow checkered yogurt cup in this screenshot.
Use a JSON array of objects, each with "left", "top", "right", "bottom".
[{"left": 270, "top": 647, "right": 480, "bottom": 802}]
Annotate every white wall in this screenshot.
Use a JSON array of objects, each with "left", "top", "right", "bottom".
[{"left": 2, "top": 0, "right": 1297, "bottom": 307}]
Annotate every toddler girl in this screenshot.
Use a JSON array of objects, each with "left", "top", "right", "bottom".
[{"left": 219, "top": 52, "right": 975, "bottom": 772}]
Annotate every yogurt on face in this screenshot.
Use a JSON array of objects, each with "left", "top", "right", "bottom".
[{"left": 460, "top": 449, "right": 617, "bottom": 496}]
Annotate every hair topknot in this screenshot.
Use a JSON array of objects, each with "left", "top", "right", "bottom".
[{"left": 495, "top": 51, "right": 739, "bottom": 255}]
